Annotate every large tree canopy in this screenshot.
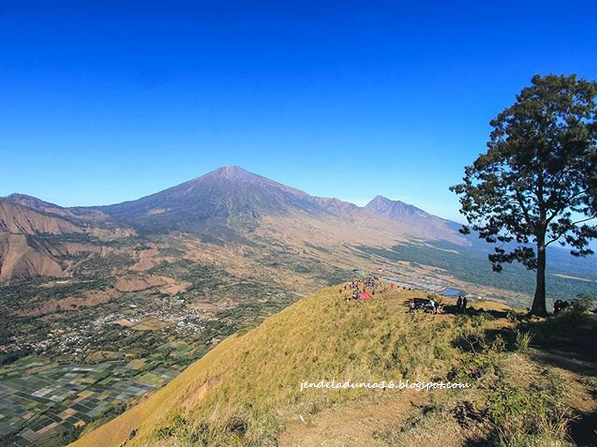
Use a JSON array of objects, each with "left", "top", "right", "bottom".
[{"left": 451, "top": 74, "right": 597, "bottom": 316}]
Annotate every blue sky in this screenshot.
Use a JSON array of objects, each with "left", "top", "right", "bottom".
[{"left": 1, "top": 1, "right": 596, "bottom": 222}]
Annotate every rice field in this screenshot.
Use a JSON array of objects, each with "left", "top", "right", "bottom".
[{"left": 0, "top": 357, "right": 179, "bottom": 446}]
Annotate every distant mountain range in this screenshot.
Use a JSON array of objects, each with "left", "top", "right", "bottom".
[
  {"left": 0, "top": 166, "right": 469, "bottom": 284},
  {"left": 1, "top": 166, "right": 595, "bottom": 305},
  {"left": 92, "top": 166, "right": 464, "bottom": 241}
]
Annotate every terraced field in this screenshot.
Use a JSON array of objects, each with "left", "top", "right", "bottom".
[{"left": 0, "top": 358, "right": 179, "bottom": 446}]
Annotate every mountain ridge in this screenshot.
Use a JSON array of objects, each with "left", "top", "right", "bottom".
[
  {"left": 4, "top": 167, "right": 458, "bottom": 226},
  {"left": 0, "top": 166, "right": 471, "bottom": 285},
  {"left": 94, "top": 166, "right": 462, "bottom": 241},
  {"left": 364, "top": 194, "right": 464, "bottom": 243},
  {"left": 0, "top": 198, "right": 84, "bottom": 235}
]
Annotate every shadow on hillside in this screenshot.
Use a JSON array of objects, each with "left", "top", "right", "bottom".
[
  {"left": 569, "top": 389, "right": 597, "bottom": 447},
  {"left": 522, "top": 313, "right": 597, "bottom": 446},
  {"left": 462, "top": 440, "right": 494, "bottom": 447},
  {"left": 523, "top": 313, "right": 597, "bottom": 376},
  {"left": 451, "top": 312, "right": 597, "bottom": 446},
  {"left": 404, "top": 302, "right": 512, "bottom": 320},
  {"left": 443, "top": 304, "right": 511, "bottom": 320},
  {"left": 448, "top": 306, "right": 519, "bottom": 352}
]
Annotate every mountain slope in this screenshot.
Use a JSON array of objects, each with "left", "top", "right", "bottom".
[
  {"left": 0, "top": 167, "right": 439, "bottom": 287},
  {"left": 3, "top": 167, "right": 593, "bottom": 301},
  {"left": 0, "top": 233, "right": 63, "bottom": 281},
  {"left": 365, "top": 195, "right": 464, "bottom": 244},
  {"left": 0, "top": 199, "right": 84, "bottom": 235},
  {"left": 69, "top": 286, "right": 450, "bottom": 447},
  {"left": 0, "top": 198, "right": 135, "bottom": 282},
  {"left": 0, "top": 199, "right": 82, "bottom": 281},
  {"left": 3, "top": 168, "right": 468, "bottom": 247},
  {"left": 98, "top": 166, "right": 462, "bottom": 247},
  {"left": 4, "top": 193, "right": 111, "bottom": 222},
  {"left": 4, "top": 194, "right": 72, "bottom": 218},
  {"left": 100, "top": 166, "right": 332, "bottom": 234}
]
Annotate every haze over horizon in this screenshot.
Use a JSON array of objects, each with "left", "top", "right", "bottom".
[{"left": 2, "top": 1, "right": 597, "bottom": 222}]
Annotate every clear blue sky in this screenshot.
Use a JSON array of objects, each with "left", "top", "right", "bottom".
[{"left": 1, "top": 1, "right": 596, "bottom": 222}]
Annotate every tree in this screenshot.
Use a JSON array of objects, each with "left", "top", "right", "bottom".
[
  {"left": 570, "top": 293, "right": 596, "bottom": 313},
  {"left": 451, "top": 74, "right": 597, "bottom": 316}
]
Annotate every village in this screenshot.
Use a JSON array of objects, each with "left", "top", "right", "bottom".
[
  {"left": 0, "top": 267, "right": 488, "bottom": 447},
  {"left": 0, "top": 294, "right": 236, "bottom": 446}
]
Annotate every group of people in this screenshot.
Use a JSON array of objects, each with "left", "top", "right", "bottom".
[
  {"left": 361, "top": 276, "right": 389, "bottom": 294},
  {"left": 340, "top": 275, "right": 471, "bottom": 317},
  {"left": 408, "top": 297, "right": 444, "bottom": 314},
  {"left": 552, "top": 299, "right": 570, "bottom": 315},
  {"left": 456, "top": 295, "right": 468, "bottom": 314},
  {"left": 341, "top": 275, "right": 390, "bottom": 302}
]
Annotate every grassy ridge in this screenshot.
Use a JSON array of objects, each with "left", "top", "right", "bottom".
[
  {"left": 70, "top": 286, "right": 596, "bottom": 447},
  {"left": 70, "top": 286, "right": 442, "bottom": 446}
]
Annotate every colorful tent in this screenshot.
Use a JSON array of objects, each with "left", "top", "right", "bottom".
[{"left": 361, "top": 292, "right": 372, "bottom": 300}]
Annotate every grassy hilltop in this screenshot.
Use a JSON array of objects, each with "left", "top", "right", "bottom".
[{"left": 70, "top": 285, "right": 597, "bottom": 447}]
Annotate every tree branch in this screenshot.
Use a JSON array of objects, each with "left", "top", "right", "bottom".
[
  {"left": 545, "top": 215, "right": 597, "bottom": 247},
  {"left": 515, "top": 191, "right": 534, "bottom": 231},
  {"left": 545, "top": 188, "right": 589, "bottom": 224}
]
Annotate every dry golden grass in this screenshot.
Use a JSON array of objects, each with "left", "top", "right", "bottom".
[
  {"left": 69, "top": 285, "right": 596, "bottom": 447},
  {"left": 70, "top": 286, "right": 447, "bottom": 447}
]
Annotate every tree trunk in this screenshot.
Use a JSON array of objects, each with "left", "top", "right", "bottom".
[{"left": 531, "top": 236, "right": 548, "bottom": 316}]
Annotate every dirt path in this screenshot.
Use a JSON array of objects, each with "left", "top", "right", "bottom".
[{"left": 280, "top": 390, "right": 436, "bottom": 447}]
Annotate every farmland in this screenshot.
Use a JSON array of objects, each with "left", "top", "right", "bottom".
[{"left": 0, "top": 356, "right": 178, "bottom": 446}]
